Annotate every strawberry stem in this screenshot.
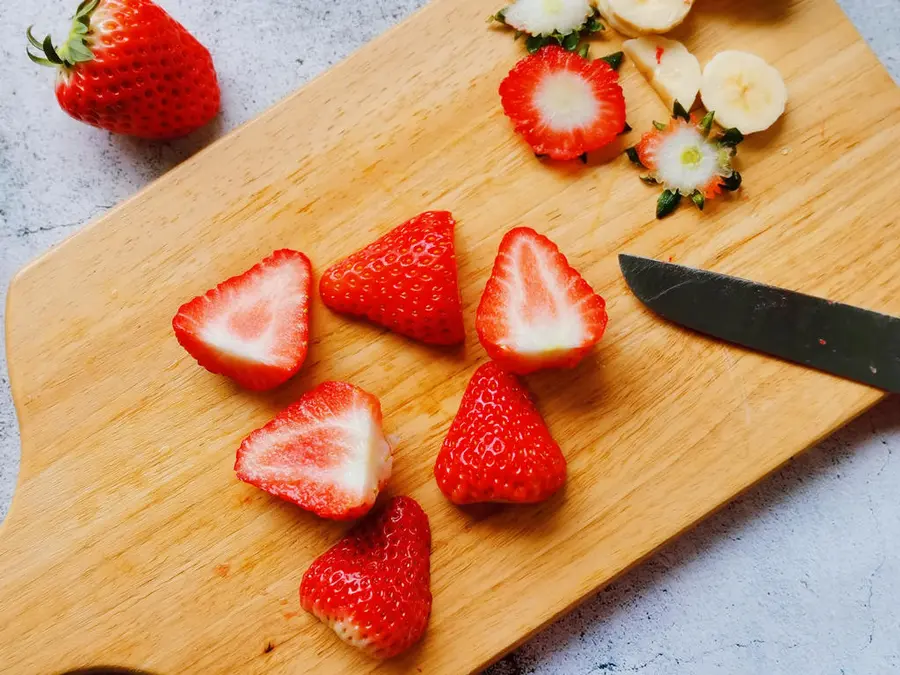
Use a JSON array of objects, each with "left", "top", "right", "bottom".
[{"left": 25, "top": 0, "right": 100, "bottom": 69}]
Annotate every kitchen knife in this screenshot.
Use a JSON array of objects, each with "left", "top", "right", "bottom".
[{"left": 619, "top": 254, "right": 900, "bottom": 393}]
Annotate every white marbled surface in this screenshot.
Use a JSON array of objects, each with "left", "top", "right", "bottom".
[{"left": 1, "top": 1, "right": 899, "bottom": 673}]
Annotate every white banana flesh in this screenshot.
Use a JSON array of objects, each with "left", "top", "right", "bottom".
[
  {"left": 700, "top": 51, "right": 788, "bottom": 134},
  {"left": 594, "top": 0, "right": 641, "bottom": 37},
  {"left": 623, "top": 36, "right": 701, "bottom": 110},
  {"left": 602, "top": 0, "right": 694, "bottom": 36}
]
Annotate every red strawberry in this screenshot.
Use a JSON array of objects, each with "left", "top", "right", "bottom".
[
  {"left": 434, "top": 361, "right": 566, "bottom": 504},
  {"left": 499, "top": 45, "right": 626, "bottom": 160},
  {"left": 300, "top": 496, "right": 431, "bottom": 659},
  {"left": 27, "top": 0, "right": 220, "bottom": 139},
  {"left": 173, "top": 249, "right": 311, "bottom": 391},
  {"left": 476, "top": 227, "right": 608, "bottom": 375},
  {"left": 235, "top": 381, "right": 393, "bottom": 520},
  {"left": 320, "top": 211, "right": 465, "bottom": 346}
]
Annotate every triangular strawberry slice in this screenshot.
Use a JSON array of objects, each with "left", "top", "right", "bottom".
[
  {"left": 300, "top": 496, "right": 432, "bottom": 659},
  {"left": 476, "top": 227, "right": 608, "bottom": 375},
  {"left": 173, "top": 249, "right": 311, "bottom": 391},
  {"left": 434, "top": 362, "right": 566, "bottom": 504},
  {"left": 499, "top": 45, "right": 627, "bottom": 161},
  {"left": 235, "top": 381, "right": 393, "bottom": 520},
  {"left": 319, "top": 211, "right": 465, "bottom": 346}
]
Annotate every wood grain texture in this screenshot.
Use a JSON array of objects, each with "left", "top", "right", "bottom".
[{"left": 3, "top": 0, "right": 899, "bottom": 672}]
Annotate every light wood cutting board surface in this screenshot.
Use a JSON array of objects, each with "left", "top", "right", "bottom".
[{"left": 3, "top": 0, "right": 900, "bottom": 672}]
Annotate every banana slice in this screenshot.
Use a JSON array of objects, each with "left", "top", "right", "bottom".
[
  {"left": 700, "top": 51, "right": 788, "bottom": 134},
  {"left": 606, "top": 0, "right": 694, "bottom": 35},
  {"left": 623, "top": 37, "right": 701, "bottom": 110},
  {"left": 594, "top": 0, "right": 642, "bottom": 37}
]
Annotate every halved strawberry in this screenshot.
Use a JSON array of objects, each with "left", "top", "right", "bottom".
[
  {"left": 434, "top": 361, "right": 566, "bottom": 504},
  {"left": 173, "top": 249, "right": 311, "bottom": 391},
  {"left": 499, "top": 45, "right": 626, "bottom": 160},
  {"left": 476, "top": 227, "right": 608, "bottom": 375},
  {"left": 320, "top": 211, "right": 465, "bottom": 346},
  {"left": 234, "top": 381, "right": 392, "bottom": 520},
  {"left": 300, "top": 496, "right": 432, "bottom": 659}
]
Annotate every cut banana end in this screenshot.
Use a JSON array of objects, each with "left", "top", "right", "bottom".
[
  {"left": 623, "top": 37, "right": 701, "bottom": 110},
  {"left": 701, "top": 51, "right": 788, "bottom": 134},
  {"left": 606, "top": 0, "right": 694, "bottom": 35},
  {"left": 594, "top": 0, "right": 642, "bottom": 37}
]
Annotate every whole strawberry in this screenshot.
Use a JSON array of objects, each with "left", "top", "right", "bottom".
[
  {"left": 300, "top": 496, "right": 432, "bottom": 659},
  {"left": 27, "top": 0, "right": 220, "bottom": 139}
]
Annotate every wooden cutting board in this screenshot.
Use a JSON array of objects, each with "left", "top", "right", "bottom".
[{"left": 3, "top": 0, "right": 899, "bottom": 672}]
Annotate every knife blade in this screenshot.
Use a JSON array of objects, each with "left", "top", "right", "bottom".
[{"left": 618, "top": 254, "right": 900, "bottom": 393}]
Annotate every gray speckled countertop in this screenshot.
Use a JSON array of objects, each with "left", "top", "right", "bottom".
[{"left": 1, "top": 1, "right": 899, "bottom": 673}]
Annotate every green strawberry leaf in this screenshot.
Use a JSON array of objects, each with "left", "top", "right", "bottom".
[
  {"left": 673, "top": 100, "right": 691, "bottom": 122},
  {"left": 720, "top": 171, "right": 742, "bottom": 191},
  {"left": 698, "top": 110, "right": 715, "bottom": 136},
  {"left": 657, "top": 190, "right": 682, "bottom": 219},
  {"left": 600, "top": 51, "right": 624, "bottom": 70},
  {"left": 625, "top": 146, "right": 644, "bottom": 167},
  {"left": 691, "top": 190, "right": 706, "bottom": 211},
  {"left": 526, "top": 35, "right": 547, "bottom": 54},
  {"left": 562, "top": 32, "right": 580, "bottom": 51},
  {"left": 717, "top": 128, "right": 744, "bottom": 147}
]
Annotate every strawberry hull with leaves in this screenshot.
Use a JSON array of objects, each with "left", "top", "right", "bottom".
[{"left": 27, "top": 0, "right": 220, "bottom": 139}]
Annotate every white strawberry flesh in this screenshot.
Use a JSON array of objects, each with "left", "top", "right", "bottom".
[
  {"left": 235, "top": 381, "right": 393, "bottom": 520},
  {"left": 503, "top": 0, "right": 594, "bottom": 37}
]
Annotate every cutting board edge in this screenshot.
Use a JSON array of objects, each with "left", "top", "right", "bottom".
[{"left": 473, "top": 388, "right": 885, "bottom": 674}]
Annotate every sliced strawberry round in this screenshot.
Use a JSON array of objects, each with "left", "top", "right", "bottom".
[
  {"left": 320, "top": 211, "right": 465, "bottom": 346},
  {"left": 434, "top": 361, "right": 566, "bottom": 504},
  {"left": 499, "top": 45, "right": 626, "bottom": 160},
  {"left": 173, "top": 249, "right": 312, "bottom": 391},
  {"left": 476, "top": 227, "right": 608, "bottom": 375},
  {"left": 300, "top": 496, "right": 432, "bottom": 659},
  {"left": 234, "top": 381, "right": 393, "bottom": 520}
]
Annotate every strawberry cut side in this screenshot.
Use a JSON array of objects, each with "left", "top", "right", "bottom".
[
  {"left": 320, "top": 211, "right": 465, "bottom": 346},
  {"left": 235, "top": 381, "right": 393, "bottom": 520},
  {"left": 434, "top": 361, "right": 566, "bottom": 505},
  {"left": 173, "top": 249, "right": 312, "bottom": 391},
  {"left": 300, "top": 496, "right": 432, "bottom": 659},
  {"left": 476, "top": 227, "right": 608, "bottom": 375},
  {"left": 499, "top": 45, "right": 626, "bottom": 161}
]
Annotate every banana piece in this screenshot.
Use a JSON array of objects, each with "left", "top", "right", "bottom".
[
  {"left": 700, "top": 51, "right": 788, "bottom": 134},
  {"left": 623, "top": 37, "right": 701, "bottom": 110},
  {"left": 594, "top": 0, "right": 641, "bottom": 37},
  {"left": 606, "top": 0, "right": 694, "bottom": 35}
]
